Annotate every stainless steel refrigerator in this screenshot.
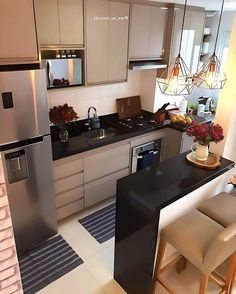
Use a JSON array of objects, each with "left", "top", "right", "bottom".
[{"left": 0, "top": 69, "right": 57, "bottom": 255}]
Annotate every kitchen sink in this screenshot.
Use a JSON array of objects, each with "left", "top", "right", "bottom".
[{"left": 81, "top": 128, "right": 115, "bottom": 142}]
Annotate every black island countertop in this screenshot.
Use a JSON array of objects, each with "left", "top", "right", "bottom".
[
  {"left": 51, "top": 112, "right": 211, "bottom": 160},
  {"left": 114, "top": 152, "right": 235, "bottom": 294}
]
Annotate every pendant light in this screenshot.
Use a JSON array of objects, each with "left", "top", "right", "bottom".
[
  {"left": 157, "top": 0, "right": 194, "bottom": 96},
  {"left": 194, "top": 0, "right": 227, "bottom": 89}
]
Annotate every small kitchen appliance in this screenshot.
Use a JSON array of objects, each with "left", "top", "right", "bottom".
[{"left": 198, "top": 96, "right": 215, "bottom": 112}]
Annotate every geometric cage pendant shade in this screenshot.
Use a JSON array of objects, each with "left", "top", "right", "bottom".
[
  {"left": 194, "top": 53, "right": 227, "bottom": 89},
  {"left": 157, "top": 54, "right": 195, "bottom": 95}
]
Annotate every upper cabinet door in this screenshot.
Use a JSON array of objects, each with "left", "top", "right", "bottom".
[
  {"left": 108, "top": 2, "right": 129, "bottom": 82},
  {"left": 129, "top": 4, "right": 150, "bottom": 59},
  {"left": 148, "top": 7, "right": 167, "bottom": 58},
  {"left": 0, "top": 0, "right": 39, "bottom": 64},
  {"left": 34, "top": 0, "right": 84, "bottom": 47},
  {"left": 59, "top": 0, "right": 84, "bottom": 46},
  {"left": 34, "top": 0, "right": 60, "bottom": 46},
  {"left": 129, "top": 4, "right": 167, "bottom": 60},
  {"left": 86, "top": 0, "right": 109, "bottom": 84}
]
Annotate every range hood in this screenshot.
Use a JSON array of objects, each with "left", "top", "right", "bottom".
[{"left": 129, "top": 59, "right": 167, "bottom": 70}]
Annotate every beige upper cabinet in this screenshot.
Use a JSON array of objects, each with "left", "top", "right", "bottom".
[
  {"left": 129, "top": 4, "right": 168, "bottom": 60},
  {"left": 108, "top": 2, "right": 129, "bottom": 82},
  {"left": 86, "top": 0, "right": 129, "bottom": 84},
  {"left": 170, "top": 8, "right": 205, "bottom": 72},
  {"left": 0, "top": 0, "right": 39, "bottom": 64},
  {"left": 86, "top": 0, "right": 109, "bottom": 84},
  {"left": 162, "top": 5, "right": 205, "bottom": 76},
  {"left": 34, "top": 0, "right": 60, "bottom": 46},
  {"left": 34, "top": 0, "right": 84, "bottom": 47}
]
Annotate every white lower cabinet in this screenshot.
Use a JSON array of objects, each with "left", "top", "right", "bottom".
[
  {"left": 53, "top": 155, "right": 84, "bottom": 221},
  {"left": 53, "top": 142, "right": 130, "bottom": 219},
  {"left": 84, "top": 144, "right": 130, "bottom": 182},
  {"left": 83, "top": 143, "right": 130, "bottom": 207},
  {"left": 84, "top": 168, "right": 129, "bottom": 208},
  {"left": 57, "top": 199, "right": 84, "bottom": 221},
  {"left": 54, "top": 172, "right": 83, "bottom": 195}
]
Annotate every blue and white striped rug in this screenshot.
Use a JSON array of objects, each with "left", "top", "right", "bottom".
[
  {"left": 78, "top": 202, "right": 116, "bottom": 243},
  {"left": 19, "top": 235, "right": 83, "bottom": 294}
]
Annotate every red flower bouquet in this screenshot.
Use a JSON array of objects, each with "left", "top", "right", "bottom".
[
  {"left": 186, "top": 121, "right": 224, "bottom": 146},
  {"left": 49, "top": 103, "right": 78, "bottom": 126}
]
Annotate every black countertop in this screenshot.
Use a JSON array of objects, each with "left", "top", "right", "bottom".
[
  {"left": 114, "top": 153, "right": 234, "bottom": 294},
  {"left": 117, "top": 152, "right": 235, "bottom": 210},
  {"left": 51, "top": 113, "right": 212, "bottom": 161}
]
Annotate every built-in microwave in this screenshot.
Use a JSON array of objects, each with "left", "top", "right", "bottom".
[{"left": 41, "top": 49, "right": 84, "bottom": 89}]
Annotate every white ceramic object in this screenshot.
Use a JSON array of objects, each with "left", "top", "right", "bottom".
[
  {"left": 191, "top": 143, "right": 209, "bottom": 161},
  {"left": 179, "top": 98, "right": 188, "bottom": 113}
]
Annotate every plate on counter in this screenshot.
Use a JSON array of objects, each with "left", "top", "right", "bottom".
[{"left": 186, "top": 152, "right": 221, "bottom": 169}]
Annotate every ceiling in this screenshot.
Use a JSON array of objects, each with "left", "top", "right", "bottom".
[{"left": 147, "top": 0, "right": 236, "bottom": 11}]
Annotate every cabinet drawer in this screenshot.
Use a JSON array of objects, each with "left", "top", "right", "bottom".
[
  {"left": 84, "top": 144, "right": 129, "bottom": 182},
  {"left": 84, "top": 168, "right": 129, "bottom": 207},
  {"left": 57, "top": 199, "right": 84, "bottom": 220},
  {"left": 56, "top": 186, "right": 83, "bottom": 208},
  {"left": 54, "top": 172, "right": 83, "bottom": 195},
  {"left": 53, "top": 158, "right": 83, "bottom": 180},
  {"left": 130, "top": 131, "right": 164, "bottom": 148}
]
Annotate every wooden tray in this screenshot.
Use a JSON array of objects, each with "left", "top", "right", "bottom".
[{"left": 186, "top": 152, "right": 221, "bottom": 169}]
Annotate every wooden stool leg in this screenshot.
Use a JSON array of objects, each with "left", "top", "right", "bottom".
[
  {"left": 153, "top": 237, "right": 167, "bottom": 294},
  {"left": 199, "top": 274, "right": 209, "bottom": 294},
  {"left": 154, "top": 237, "right": 167, "bottom": 277},
  {"left": 225, "top": 253, "right": 236, "bottom": 294}
]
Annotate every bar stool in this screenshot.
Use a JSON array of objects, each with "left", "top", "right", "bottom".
[
  {"left": 153, "top": 210, "right": 236, "bottom": 294},
  {"left": 197, "top": 192, "right": 236, "bottom": 227},
  {"left": 197, "top": 192, "right": 236, "bottom": 291}
]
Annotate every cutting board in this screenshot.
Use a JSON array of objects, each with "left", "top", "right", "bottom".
[{"left": 116, "top": 96, "right": 142, "bottom": 119}]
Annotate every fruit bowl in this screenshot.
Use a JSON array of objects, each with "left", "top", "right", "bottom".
[{"left": 169, "top": 113, "right": 193, "bottom": 126}]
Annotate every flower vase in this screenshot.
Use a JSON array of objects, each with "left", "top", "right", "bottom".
[
  {"left": 59, "top": 125, "right": 69, "bottom": 143},
  {"left": 191, "top": 143, "right": 209, "bottom": 161}
]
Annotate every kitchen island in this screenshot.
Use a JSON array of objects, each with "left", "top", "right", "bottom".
[{"left": 114, "top": 152, "right": 235, "bottom": 294}]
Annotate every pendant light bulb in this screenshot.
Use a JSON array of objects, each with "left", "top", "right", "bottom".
[
  {"left": 157, "top": 0, "right": 194, "bottom": 96},
  {"left": 194, "top": 0, "right": 227, "bottom": 89},
  {"left": 158, "top": 55, "right": 194, "bottom": 95},
  {"left": 194, "top": 54, "right": 227, "bottom": 89}
]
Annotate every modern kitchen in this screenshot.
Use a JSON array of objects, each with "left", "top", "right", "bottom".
[{"left": 0, "top": 0, "right": 236, "bottom": 294}]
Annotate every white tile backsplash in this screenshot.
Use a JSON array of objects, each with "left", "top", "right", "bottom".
[{"left": 47, "top": 71, "right": 142, "bottom": 120}]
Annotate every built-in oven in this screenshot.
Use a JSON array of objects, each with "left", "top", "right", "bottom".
[{"left": 131, "top": 139, "right": 162, "bottom": 173}]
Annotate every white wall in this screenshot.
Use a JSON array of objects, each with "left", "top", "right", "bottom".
[
  {"left": 187, "top": 12, "right": 235, "bottom": 106},
  {"left": 210, "top": 14, "right": 236, "bottom": 164},
  {"left": 47, "top": 70, "right": 141, "bottom": 120}
]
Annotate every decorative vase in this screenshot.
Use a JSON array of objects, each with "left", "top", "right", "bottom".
[
  {"left": 191, "top": 143, "right": 209, "bottom": 161},
  {"left": 58, "top": 125, "right": 69, "bottom": 143}
]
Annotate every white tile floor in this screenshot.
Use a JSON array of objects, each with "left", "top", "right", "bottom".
[{"left": 37, "top": 199, "right": 236, "bottom": 294}]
